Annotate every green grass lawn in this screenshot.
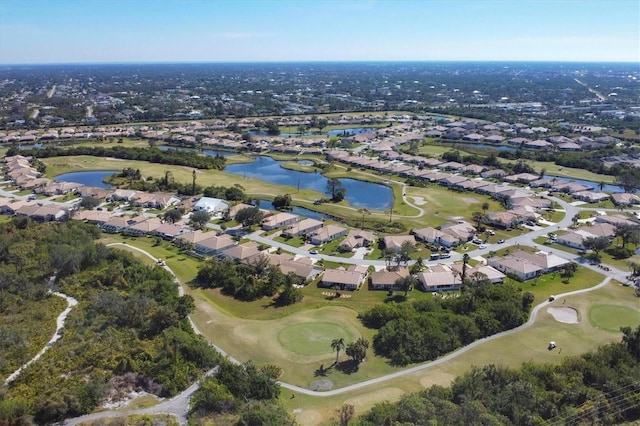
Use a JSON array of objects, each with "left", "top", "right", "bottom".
[
  {"left": 278, "top": 322, "right": 358, "bottom": 356},
  {"left": 588, "top": 305, "right": 640, "bottom": 332}
]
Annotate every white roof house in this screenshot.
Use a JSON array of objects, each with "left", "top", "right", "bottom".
[{"left": 194, "top": 197, "right": 230, "bottom": 216}]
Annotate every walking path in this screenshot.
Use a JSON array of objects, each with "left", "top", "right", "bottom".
[{"left": 4, "top": 277, "right": 78, "bottom": 386}]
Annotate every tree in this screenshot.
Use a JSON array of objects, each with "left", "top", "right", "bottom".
[
  {"left": 275, "top": 283, "right": 303, "bottom": 306},
  {"left": 562, "top": 262, "right": 578, "bottom": 279},
  {"left": 338, "top": 403, "right": 356, "bottom": 426},
  {"left": 190, "top": 210, "right": 210, "bottom": 229},
  {"left": 395, "top": 275, "right": 417, "bottom": 297},
  {"left": 571, "top": 214, "right": 580, "bottom": 228},
  {"left": 272, "top": 194, "right": 292, "bottom": 210},
  {"left": 472, "top": 211, "right": 488, "bottom": 229},
  {"left": 327, "top": 178, "right": 346, "bottom": 202},
  {"left": 398, "top": 241, "right": 416, "bottom": 266},
  {"left": 583, "top": 236, "right": 611, "bottom": 260},
  {"left": 481, "top": 202, "right": 490, "bottom": 213},
  {"left": 345, "top": 338, "right": 369, "bottom": 364},
  {"left": 331, "top": 338, "right": 345, "bottom": 364},
  {"left": 615, "top": 169, "right": 640, "bottom": 193},
  {"left": 79, "top": 196, "right": 101, "bottom": 210},
  {"left": 235, "top": 207, "right": 265, "bottom": 227},
  {"left": 461, "top": 253, "right": 470, "bottom": 283},
  {"left": 358, "top": 208, "right": 371, "bottom": 227},
  {"left": 264, "top": 119, "right": 280, "bottom": 135},
  {"left": 163, "top": 208, "right": 182, "bottom": 224},
  {"left": 614, "top": 223, "right": 640, "bottom": 248}
]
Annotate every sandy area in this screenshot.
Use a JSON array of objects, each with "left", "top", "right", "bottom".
[
  {"left": 547, "top": 307, "right": 579, "bottom": 324},
  {"left": 411, "top": 196, "right": 426, "bottom": 205}
]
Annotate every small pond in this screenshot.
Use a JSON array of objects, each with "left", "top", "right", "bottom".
[
  {"left": 226, "top": 156, "right": 393, "bottom": 210},
  {"left": 55, "top": 170, "right": 117, "bottom": 188},
  {"left": 253, "top": 200, "right": 327, "bottom": 221}
]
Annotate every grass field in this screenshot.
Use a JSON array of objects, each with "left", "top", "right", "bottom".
[
  {"left": 278, "top": 322, "right": 357, "bottom": 356},
  {"left": 588, "top": 305, "right": 640, "bottom": 332}
]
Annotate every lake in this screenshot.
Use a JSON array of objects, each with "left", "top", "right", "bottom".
[
  {"left": 248, "top": 127, "right": 379, "bottom": 138},
  {"left": 547, "top": 176, "right": 628, "bottom": 193},
  {"left": 226, "top": 156, "right": 393, "bottom": 210},
  {"left": 55, "top": 170, "right": 117, "bottom": 188},
  {"left": 158, "top": 145, "right": 236, "bottom": 157},
  {"left": 253, "top": 200, "right": 327, "bottom": 220}
]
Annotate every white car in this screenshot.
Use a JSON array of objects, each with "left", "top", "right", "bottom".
[
  {"left": 309, "top": 249, "right": 318, "bottom": 255},
  {"left": 479, "top": 244, "right": 487, "bottom": 249}
]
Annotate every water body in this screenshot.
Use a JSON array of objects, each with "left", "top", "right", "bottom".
[
  {"left": 55, "top": 170, "right": 116, "bottom": 188},
  {"left": 248, "top": 127, "right": 379, "bottom": 138},
  {"left": 226, "top": 156, "right": 393, "bottom": 210},
  {"left": 444, "top": 142, "right": 517, "bottom": 152},
  {"left": 158, "top": 145, "right": 236, "bottom": 157},
  {"left": 326, "top": 127, "right": 379, "bottom": 136},
  {"left": 546, "top": 176, "right": 627, "bottom": 193},
  {"left": 254, "top": 200, "right": 326, "bottom": 221}
]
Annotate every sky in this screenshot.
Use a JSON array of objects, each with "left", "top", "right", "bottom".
[{"left": 0, "top": 0, "right": 638, "bottom": 64}]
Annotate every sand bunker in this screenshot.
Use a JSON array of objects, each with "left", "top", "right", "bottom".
[
  {"left": 547, "top": 307, "right": 579, "bottom": 324},
  {"left": 411, "top": 196, "right": 426, "bottom": 205}
]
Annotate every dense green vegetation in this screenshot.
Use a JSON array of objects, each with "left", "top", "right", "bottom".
[
  {"left": 0, "top": 219, "right": 220, "bottom": 424},
  {"left": 194, "top": 257, "right": 305, "bottom": 304},
  {"left": 7, "top": 145, "right": 226, "bottom": 170},
  {"left": 359, "top": 283, "right": 534, "bottom": 366},
  {"left": 356, "top": 325, "right": 640, "bottom": 425},
  {"left": 189, "top": 360, "right": 295, "bottom": 425}
]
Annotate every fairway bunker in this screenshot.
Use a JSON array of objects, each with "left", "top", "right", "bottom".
[{"left": 547, "top": 307, "right": 579, "bottom": 324}]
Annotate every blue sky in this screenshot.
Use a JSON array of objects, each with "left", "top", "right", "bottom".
[{"left": 1, "top": 0, "right": 638, "bottom": 64}]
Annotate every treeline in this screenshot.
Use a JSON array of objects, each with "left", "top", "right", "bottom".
[
  {"left": 193, "top": 256, "right": 304, "bottom": 305},
  {"left": 189, "top": 360, "right": 296, "bottom": 425},
  {"left": 6, "top": 145, "right": 226, "bottom": 170},
  {"left": 359, "top": 283, "right": 533, "bottom": 366},
  {"left": 356, "top": 325, "right": 640, "bottom": 425},
  {"left": 0, "top": 219, "right": 220, "bottom": 424}
]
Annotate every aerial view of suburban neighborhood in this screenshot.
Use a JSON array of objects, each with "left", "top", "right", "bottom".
[{"left": 1, "top": 1, "right": 639, "bottom": 426}]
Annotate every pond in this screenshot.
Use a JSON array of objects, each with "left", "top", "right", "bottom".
[
  {"left": 55, "top": 170, "right": 117, "bottom": 188},
  {"left": 248, "top": 127, "right": 379, "bottom": 138},
  {"left": 547, "top": 176, "right": 628, "bottom": 194},
  {"left": 158, "top": 145, "right": 236, "bottom": 157},
  {"left": 253, "top": 200, "right": 327, "bottom": 221},
  {"left": 225, "top": 156, "right": 393, "bottom": 210}
]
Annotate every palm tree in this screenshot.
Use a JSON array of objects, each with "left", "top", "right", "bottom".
[
  {"left": 461, "top": 253, "right": 470, "bottom": 283},
  {"left": 481, "top": 202, "right": 490, "bottom": 213},
  {"left": 331, "top": 338, "right": 345, "bottom": 364}
]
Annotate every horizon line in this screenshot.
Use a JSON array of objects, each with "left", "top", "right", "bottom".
[{"left": 1, "top": 59, "right": 639, "bottom": 67}]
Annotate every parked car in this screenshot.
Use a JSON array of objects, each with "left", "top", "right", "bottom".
[
  {"left": 439, "top": 253, "right": 451, "bottom": 259},
  {"left": 497, "top": 239, "right": 505, "bottom": 244}
]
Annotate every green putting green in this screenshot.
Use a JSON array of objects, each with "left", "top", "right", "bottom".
[
  {"left": 588, "top": 305, "right": 640, "bottom": 332},
  {"left": 277, "top": 322, "right": 358, "bottom": 356}
]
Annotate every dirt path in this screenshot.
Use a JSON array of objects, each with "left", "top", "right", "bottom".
[{"left": 4, "top": 277, "right": 78, "bottom": 386}]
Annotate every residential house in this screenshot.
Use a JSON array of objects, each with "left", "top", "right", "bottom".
[
  {"left": 261, "top": 212, "right": 299, "bottom": 230},
  {"left": 221, "top": 241, "right": 261, "bottom": 263},
  {"left": 283, "top": 218, "right": 323, "bottom": 238},
  {"left": 321, "top": 266, "right": 367, "bottom": 291},
  {"left": 416, "top": 267, "right": 459, "bottom": 291},
  {"left": 194, "top": 197, "right": 230, "bottom": 216},
  {"left": 369, "top": 267, "right": 409, "bottom": 291},
  {"left": 573, "top": 191, "right": 610, "bottom": 203},
  {"left": 382, "top": 235, "right": 416, "bottom": 251},
  {"left": 339, "top": 229, "right": 376, "bottom": 252},
  {"left": 611, "top": 193, "right": 640, "bottom": 207},
  {"left": 124, "top": 217, "right": 163, "bottom": 236},
  {"left": 450, "top": 264, "right": 506, "bottom": 284},
  {"left": 440, "top": 221, "right": 476, "bottom": 242},
  {"left": 309, "top": 224, "right": 348, "bottom": 245},
  {"left": 194, "top": 234, "right": 236, "bottom": 257}
]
